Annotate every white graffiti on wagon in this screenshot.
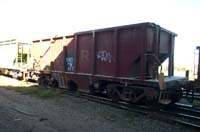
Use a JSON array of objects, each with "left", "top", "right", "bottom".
[{"left": 96, "top": 50, "right": 112, "bottom": 63}]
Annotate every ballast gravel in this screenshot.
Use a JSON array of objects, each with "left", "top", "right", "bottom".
[{"left": 0, "top": 76, "right": 198, "bottom": 132}]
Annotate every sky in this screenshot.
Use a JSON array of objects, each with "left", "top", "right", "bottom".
[{"left": 0, "top": 0, "right": 200, "bottom": 68}]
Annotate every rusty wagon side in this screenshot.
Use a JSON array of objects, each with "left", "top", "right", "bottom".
[{"left": 32, "top": 22, "right": 186, "bottom": 104}]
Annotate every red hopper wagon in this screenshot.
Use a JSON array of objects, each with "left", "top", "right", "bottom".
[{"left": 32, "top": 22, "right": 186, "bottom": 104}]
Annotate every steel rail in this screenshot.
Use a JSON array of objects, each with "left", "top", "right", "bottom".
[{"left": 62, "top": 90, "right": 200, "bottom": 130}]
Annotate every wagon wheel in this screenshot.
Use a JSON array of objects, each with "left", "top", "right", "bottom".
[
  {"left": 67, "top": 80, "right": 78, "bottom": 91},
  {"left": 108, "top": 90, "right": 120, "bottom": 102},
  {"left": 89, "top": 84, "right": 96, "bottom": 95},
  {"left": 38, "top": 75, "right": 48, "bottom": 89},
  {"left": 170, "top": 88, "right": 182, "bottom": 104},
  {"left": 48, "top": 79, "right": 58, "bottom": 89},
  {"left": 89, "top": 81, "right": 107, "bottom": 95},
  {"left": 107, "top": 84, "right": 120, "bottom": 102},
  {"left": 51, "top": 80, "right": 58, "bottom": 88},
  {"left": 39, "top": 79, "right": 48, "bottom": 89}
]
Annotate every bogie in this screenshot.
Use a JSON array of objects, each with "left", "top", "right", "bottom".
[{"left": 67, "top": 80, "right": 78, "bottom": 91}]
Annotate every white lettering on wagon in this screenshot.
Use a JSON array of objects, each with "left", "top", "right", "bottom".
[
  {"left": 66, "top": 57, "right": 74, "bottom": 71},
  {"left": 96, "top": 50, "right": 112, "bottom": 63}
]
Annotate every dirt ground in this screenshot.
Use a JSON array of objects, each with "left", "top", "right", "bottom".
[{"left": 0, "top": 76, "right": 198, "bottom": 132}]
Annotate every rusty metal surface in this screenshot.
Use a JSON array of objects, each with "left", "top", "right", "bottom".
[
  {"left": 31, "top": 39, "right": 51, "bottom": 71},
  {"left": 76, "top": 34, "right": 93, "bottom": 73},
  {"left": 51, "top": 37, "right": 67, "bottom": 71},
  {"left": 31, "top": 36, "right": 74, "bottom": 72},
  {"left": 32, "top": 22, "right": 176, "bottom": 86},
  {"left": 64, "top": 22, "right": 176, "bottom": 80}
]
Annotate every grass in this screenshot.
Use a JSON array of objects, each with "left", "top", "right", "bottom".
[
  {"left": 0, "top": 76, "right": 61, "bottom": 99},
  {"left": 3, "top": 85, "right": 61, "bottom": 99}
]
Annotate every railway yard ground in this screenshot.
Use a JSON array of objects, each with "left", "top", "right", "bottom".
[{"left": 0, "top": 75, "right": 199, "bottom": 132}]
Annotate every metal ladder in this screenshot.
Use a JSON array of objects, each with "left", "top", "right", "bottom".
[{"left": 17, "top": 43, "right": 23, "bottom": 63}]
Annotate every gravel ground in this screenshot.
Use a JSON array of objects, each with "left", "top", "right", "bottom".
[{"left": 0, "top": 76, "right": 198, "bottom": 132}]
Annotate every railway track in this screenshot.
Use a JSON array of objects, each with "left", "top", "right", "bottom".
[
  {"left": 158, "top": 103, "right": 200, "bottom": 129},
  {"left": 182, "top": 91, "right": 200, "bottom": 100},
  {"left": 62, "top": 89, "right": 200, "bottom": 130},
  {"left": 63, "top": 90, "right": 150, "bottom": 115},
  {"left": 182, "top": 94, "right": 200, "bottom": 100},
  {"left": 2, "top": 75, "right": 200, "bottom": 130}
]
